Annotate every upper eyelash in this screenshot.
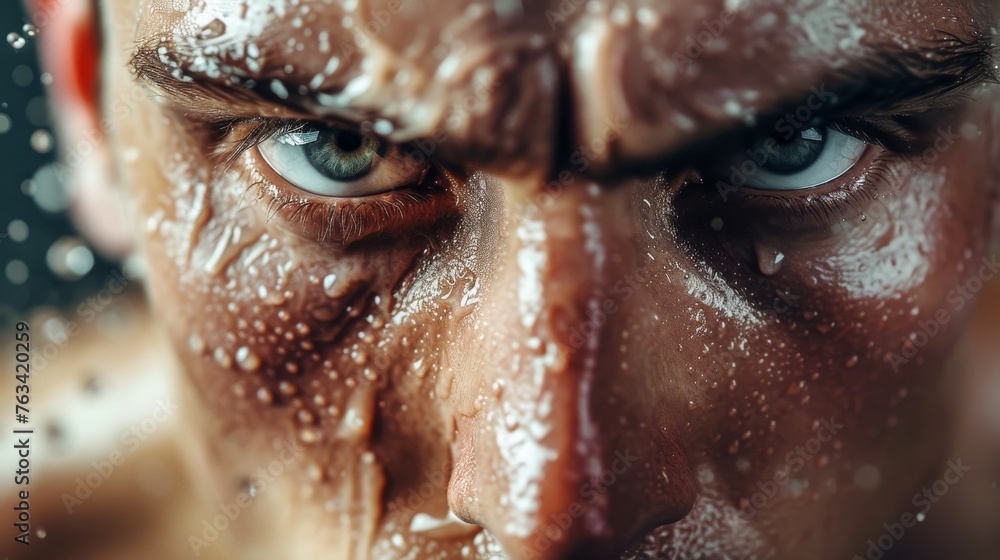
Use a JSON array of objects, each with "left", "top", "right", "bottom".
[{"left": 215, "top": 118, "right": 309, "bottom": 167}]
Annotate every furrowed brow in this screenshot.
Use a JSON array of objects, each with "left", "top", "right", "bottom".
[{"left": 633, "top": 29, "right": 998, "bottom": 175}]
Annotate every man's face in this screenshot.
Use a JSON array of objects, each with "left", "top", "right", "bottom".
[{"left": 99, "top": 0, "right": 997, "bottom": 557}]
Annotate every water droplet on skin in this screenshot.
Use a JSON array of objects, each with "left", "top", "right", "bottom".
[
  {"left": 188, "top": 334, "right": 206, "bottom": 353},
  {"left": 256, "top": 387, "right": 274, "bottom": 404},
  {"left": 285, "top": 362, "right": 300, "bottom": 375},
  {"left": 7, "top": 32, "right": 25, "bottom": 49},
  {"left": 755, "top": 243, "right": 785, "bottom": 276},
  {"left": 844, "top": 355, "right": 859, "bottom": 368},
  {"left": 296, "top": 407, "right": 316, "bottom": 425},
  {"left": 710, "top": 217, "right": 724, "bottom": 231},
  {"left": 307, "top": 462, "right": 325, "bottom": 481},
  {"left": 687, "top": 401, "right": 697, "bottom": 411},
  {"left": 412, "top": 358, "right": 427, "bottom": 378},
  {"left": 323, "top": 273, "right": 339, "bottom": 297},
  {"left": 198, "top": 18, "right": 226, "bottom": 39},
  {"left": 728, "top": 440, "right": 740, "bottom": 454},
  {"left": 214, "top": 348, "right": 233, "bottom": 368},
  {"left": 235, "top": 346, "right": 261, "bottom": 371},
  {"left": 279, "top": 381, "right": 298, "bottom": 397},
  {"left": 353, "top": 351, "right": 368, "bottom": 365},
  {"left": 22, "top": 24, "right": 38, "bottom": 37},
  {"left": 36, "top": 527, "right": 46, "bottom": 539},
  {"left": 299, "top": 428, "right": 320, "bottom": 444}
]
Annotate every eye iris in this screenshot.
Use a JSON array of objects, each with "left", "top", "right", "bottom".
[
  {"left": 755, "top": 127, "right": 826, "bottom": 174},
  {"left": 303, "top": 128, "right": 381, "bottom": 182}
]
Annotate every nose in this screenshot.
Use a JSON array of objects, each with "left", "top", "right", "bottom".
[{"left": 444, "top": 176, "right": 697, "bottom": 559}]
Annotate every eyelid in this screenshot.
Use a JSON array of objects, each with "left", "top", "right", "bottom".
[
  {"left": 245, "top": 161, "right": 460, "bottom": 246},
  {"left": 215, "top": 118, "right": 459, "bottom": 246}
]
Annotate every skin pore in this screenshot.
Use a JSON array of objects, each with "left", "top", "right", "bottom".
[{"left": 44, "top": 0, "right": 1000, "bottom": 558}]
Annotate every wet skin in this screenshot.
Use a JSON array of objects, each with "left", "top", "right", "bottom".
[{"left": 91, "top": 0, "right": 999, "bottom": 557}]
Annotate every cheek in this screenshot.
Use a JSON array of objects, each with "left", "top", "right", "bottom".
[
  {"left": 649, "top": 149, "right": 992, "bottom": 505},
  {"left": 125, "top": 115, "right": 496, "bottom": 509},
  {"left": 121, "top": 112, "right": 443, "bottom": 448}
]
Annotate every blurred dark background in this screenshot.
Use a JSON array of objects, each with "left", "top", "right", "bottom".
[{"left": 1, "top": 0, "right": 115, "bottom": 326}]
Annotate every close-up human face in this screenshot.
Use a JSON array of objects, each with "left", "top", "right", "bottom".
[{"left": 4, "top": 0, "right": 1000, "bottom": 558}]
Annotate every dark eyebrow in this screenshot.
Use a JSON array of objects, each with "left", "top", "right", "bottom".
[
  {"left": 129, "top": 41, "right": 293, "bottom": 121},
  {"left": 822, "top": 30, "right": 998, "bottom": 116},
  {"left": 128, "top": 26, "right": 999, "bottom": 154}
]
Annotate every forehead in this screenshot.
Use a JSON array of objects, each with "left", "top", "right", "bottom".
[{"left": 136, "top": 0, "right": 987, "bottom": 172}]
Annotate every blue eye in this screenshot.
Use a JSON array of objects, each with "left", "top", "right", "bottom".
[
  {"left": 744, "top": 126, "right": 866, "bottom": 191},
  {"left": 258, "top": 123, "right": 425, "bottom": 198}
]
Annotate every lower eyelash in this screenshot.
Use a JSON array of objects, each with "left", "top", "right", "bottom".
[
  {"left": 243, "top": 171, "right": 459, "bottom": 246},
  {"left": 719, "top": 152, "right": 899, "bottom": 231}
]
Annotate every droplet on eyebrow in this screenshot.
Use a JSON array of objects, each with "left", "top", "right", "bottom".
[{"left": 198, "top": 18, "right": 227, "bottom": 40}]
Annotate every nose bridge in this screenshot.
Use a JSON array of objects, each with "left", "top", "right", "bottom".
[{"left": 446, "top": 178, "right": 696, "bottom": 558}]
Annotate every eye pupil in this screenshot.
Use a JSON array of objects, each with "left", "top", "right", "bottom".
[
  {"left": 332, "top": 129, "right": 364, "bottom": 153},
  {"left": 756, "top": 127, "right": 827, "bottom": 175}
]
